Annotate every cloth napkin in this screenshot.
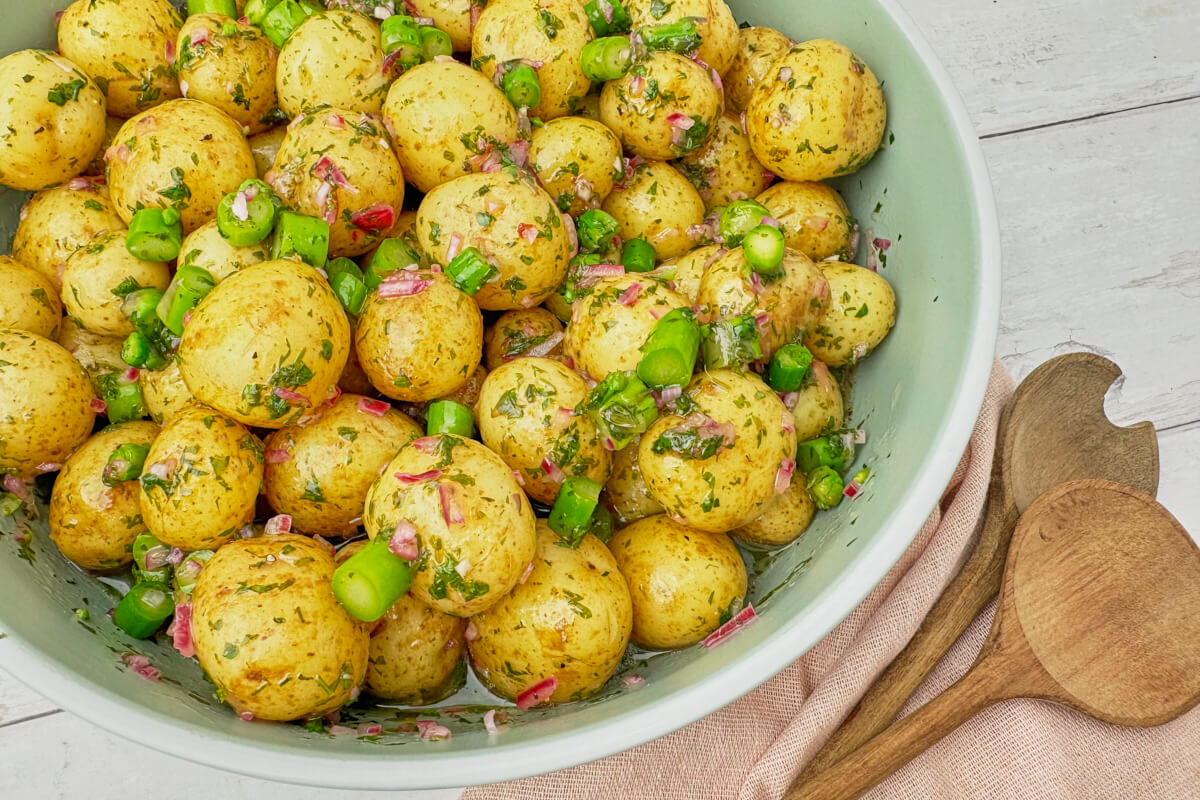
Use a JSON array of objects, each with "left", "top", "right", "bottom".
[{"left": 462, "top": 360, "right": 1200, "bottom": 800}]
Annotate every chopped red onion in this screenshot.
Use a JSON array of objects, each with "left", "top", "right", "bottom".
[
  {"left": 774, "top": 457, "right": 795, "bottom": 494},
  {"left": 67, "top": 176, "right": 91, "bottom": 190},
  {"left": 351, "top": 202, "right": 395, "bottom": 232},
  {"left": 417, "top": 719, "right": 452, "bottom": 740},
  {"left": 121, "top": 366, "right": 140, "bottom": 383},
  {"left": 454, "top": 558, "right": 471, "bottom": 577},
  {"left": 686, "top": 223, "right": 709, "bottom": 242},
  {"left": 518, "top": 561, "right": 534, "bottom": 584},
  {"left": 146, "top": 461, "right": 171, "bottom": 481},
  {"left": 702, "top": 603, "right": 757, "bottom": 648},
  {"left": 3, "top": 475, "right": 29, "bottom": 503},
  {"left": 759, "top": 215, "right": 781, "bottom": 229},
  {"left": 35, "top": 462, "right": 61, "bottom": 473},
  {"left": 740, "top": 111, "right": 748, "bottom": 135},
  {"left": 90, "top": 396, "right": 107, "bottom": 413},
  {"left": 358, "top": 722, "right": 384, "bottom": 736},
  {"left": 749, "top": 271, "right": 766, "bottom": 295},
  {"left": 388, "top": 520, "right": 419, "bottom": 560},
  {"left": 329, "top": 724, "right": 357, "bottom": 735},
  {"left": 648, "top": 305, "right": 666, "bottom": 320},
  {"left": 411, "top": 436, "right": 438, "bottom": 454},
  {"left": 509, "top": 139, "right": 529, "bottom": 167},
  {"left": 540, "top": 458, "right": 564, "bottom": 484},
  {"left": 313, "top": 534, "right": 336, "bottom": 556},
  {"left": 273, "top": 386, "right": 311, "bottom": 406},
  {"left": 778, "top": 66, "right": 793, "bottom": 83},
  {"left": 447, "top": 233, "right": 463, "bottom": 260},
  {"left": 483, "top": 709, "right": 500, "bottom": 734},
  {"left": 469, "top": 2, "right": 480, "bottom": 30},
  {"left": 518, "top": 222, "right": 539, "bottom": 243},
  {"left": 618, "top": 282, "right": 642, "bottom": 306},
  {"left": 873, "top": 237, "right": 892, "bottom": 251},
  {"left": 167, "top": 546, "right": 185, "bottom": 566},
  {"left": 190, "top": 27, "right": 208, "bottom": 46},
  {"left": 659, "top": 384, "right": 683, "bottom": 405},
  {"left": 378, "top": 276, "right": 432, "bottom": 298},
  {"left": 395, "top": 469, "right": 443, "bottom": 484},
  {"left": 439, "top": 482, "right": 465, "bottom": 526},
  {"left": 511, "top": 469, "right": 526, "bottom": 487},
  {"left": 326, "top": 113, "right": 345, "bottom": 130},
  {"left": 602, "top": 437, "right": 615, "bottom": 451},
  {"left": 629, "top": 74, "right": 645, "bottom": 97},
  {"left": 358, "top": 397, "right": 390, "bottom": 416},
  {"left": 581, "top": 262, "right": 625, "bottom": 283},
  {"left": 121, "top": 653, "right": 161, "bottom": 681},
  {"left": 465, "top": 620, "right": 478, "bottom": 642},
  {"left": 231, "top": 190, "right": 249, "bottom": 221},
  {"left": 264, "top": 514, "right": 292, "bottom": 535},
  {"left": 562, "top": 211, "right": 579, "bottom": 255},
  {"left": 172, "top": 601, "right": 195, "bottom": 658},
  {"left": 313, "top": 156, "right": 359, "bottom": 194},
  {"left": 754, "top": 313, "right": 772, "bottom": 339},
  {"left": 621, "top": 673, "right": 646, "bottom": 689},
  {"left": 516, "top": 676, "right": 557, "bottom": 710},
  {"left": 843, "top": 480, "right": 862, "bottom": 499},
  {"left": 781, "top": 409, "right": 794, "bottom": 434},
  {"left": 264, "top": 448, "right": 291, "bottom": 464}
]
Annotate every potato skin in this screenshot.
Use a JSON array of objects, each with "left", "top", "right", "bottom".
[
  {"left": 804, "top": 263, "right": 897, "bottom": 366},
  {"left": 676, "top": 113, "right": 773, "bottom": 211},
  {"left": 56, "top": 321, "right": 126, "bottom": 387},
  {"left": 138, "top": 404, "right": 264, "bottom": 551},
  {"left": 564, "top": 275, "right": 689, "bottom": 380},
  {"left": 0, "top": 330, "right": 97, "bottom": 478},
  {"left": 529, "top": 117, "right": 623, "bottom": 216},
  {"left": 362, "top": 434, "right": 536, "bottom": 616},
  {"left": 746, "top": 40, "right": 887, "bottom": 182},
  {"left": 408, "top": 0, "right": 473, "bottom": 52},
  {"left": 192, "top": 534, "right": 369, "bottom": 721},
  {"left": 602, "top": 161, "right": 706, "bottom": 261},
  {"left": 0, "top": 256, "right": 62, "bottom": 338},
  {"left": 248, "top": 125, "right": 287, "bottom": 178},
  {"left": 50, "top": 420, "right": 159, "bottom": 570},
  {"left": 602, "top": 436, "right": 663, "bottom": 527},
  {"left": 659, "top": 243, "right": 723, "bottom": 304},
  {"left": 733, "top": 472, "right": 816, "bottom": 548},
  {"left": 476, "top": 357, "right": 611, "bottom": 505},
  {"left": 178, "top": 220, "right": 269, "bottom": 283},
  {"left": 625, "top": 0, "right": 740, "bottom": 75},
  {"left": 608, "top": 514, "right": 746, "bottom": 649},
  {"left": 0, "top": 51, "right": 107, "bottom": 191},
  {"left": 470, "top": 522, "right": 632, "bottom": 703},
  {"left": 177, "top": 15, "right": 279, "bottom": 135},
  {"left": 12, "top": 182, "right": 125, "bottom": 288},
  {"left": 757, "top": 181, "right": 855, "bottom": 262},
  {"left": 179, "top": 259, "right": 351, "bottom": 428},
  {"left": 638, "top": 370, "right": 797, "bottom": 532},
  {"left": 382, "top": 61, "right": 517, "bottom": 193},
  {"left": 276, "top": 11, "right": 389, "bottom": 118},
  {"left": 354, "top": 270, "right": 483, "bottom": 403},
  {"left": 484, "top": 309, "right": 564, "bottom": 371},
  {"left": 107, "top": 99, "right": 257, "bottom": 234},
  {"left": 263, "top": 393, "right": 422, "bottom": 536},
  {"left": 725, "top": 26, "right": 793, "bottom": 113},
  {"left": 363, "top": 587, "right": 467, "bottom": 705},
  {"left": 61, "top": 230, "right": 171, "bottom": 336},
  {"left": 139, "top": 359, "right": 195, "bottom": 425},
  {"left": 790, "top": 359, "right": 844, "bottom": 442}
]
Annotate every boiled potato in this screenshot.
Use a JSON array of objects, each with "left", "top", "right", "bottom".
[
  {"left": 263, "top": 393, "right": 422, "bottom": 536},
  {"left": 472, "top": 0, "right": 592, "bottom": 120},
  {"left": 757, "top": 181, "right": 855, "bottom": 262},
  {"left": 139, "top": 359, "right": 195, "bottom": 425},
  {"left": 362, "top": 434, "right": 536, "bottom": 616},
  {"left": 676, "top": 113, "right": 773, "bottom": 210},
  {"left": 600, "top": 51, "right": 721, "bottom": 161},
  {"left": 0, "top": 51, "right": 107, "bottom": 190},
  {"left": 658, "top": 243, "right": 723, "bottom": 303},
  {"left": 626, "top": 0, "right": 738, "bottom": 73},
  {"left": 804, "top": 263, "right": 896, "bottom": 366},
  {"left": 178, "top": 259, "right": 351, "bottom": 428},
  {"left": 409, "top": 0, "right": 473, "bottom": 52},
  {"left": 528, "top": 116, "right": 623, "bottom": 216},
  {"left": 417, "top": 171, "right": 572, "bottom": 310},
  {"left": 725, "top": 26, "right": 792, "bottom": 113},
  {"left": 138, "top": 404, "right": 263, "bottom": 551},
  {"left": 695, "top": 246, "right": 828, "bottom": 359},
  {"left": 276, "top": 11, "right": 389, "bottom": 118},
  {"left": 608, "top": 514, "right": 746, "bottom": 649},
  {"left": 0, "top": 330, "right": 96, "bottom": 478},
  {"left": 484, "top": 309, "right": 564, "bottom": 371},
  {"left": 248, "top": 125, "right": 286, "bottom": 178},
  {"left": 49, "top": 420, "right": 158, "bottom": 570},
  {"left": 12, "top": 182, "right": 125, "bottom": 288},
  {"left": 106, "top": 99, "right": 256, "bottom": 234},
  {"left": 382, "top": 60, "right": 518, "bottom": 193},
  {"left": 564, "top": 275, "right": 689, "bottom": 380},
  {"left": 84, "top": 115, "right": 125, "bottom": 176},
  {"left": 789, "top": 359, "right": 844, "bottom": 442},
  {"left": 470, "top": 522, "right": 632, "bottom": 703},
  {"left": 0, "top": 256, "right": 62, "bottom": 338},
  {"left": 733, "top": 472, "right": 815, "bottom": 548},
  {"left": 638, "top": 370, "right": 796, "bottom": 532},
  {"left": 178, "top": 220, "right": 269, "bottom": 283},
  {"left": 476, "top": 357, "right": 610, "bottom": 505},
  {"left": 746, "top": 40, "right": 886, "bottom": 182},
  {"left": 267, "top": 109, "right": 405, "bottom": 257},
  {"left": 192, "top": 533, "right": 368, "bottom": 721},
  {"left": 57, "top": 0, "right": 181, "bottom": 118},
  {"left": 354, "top": 269, "right": 483, "bottom": 403},
  {"left": 177, "top": 15, "right": 279, "bottom": 135},
  {"left": 602, "top": 161, "right": 705, "bottom": 261},
  {"left": 602, "top": 435, "right": 662, "bottom": 527},
  {"left": 56, "top": 320, "right": 126, "bottom": 384},
  {"left": 60, "top": 230, "right": 171, "bottom": 336}
]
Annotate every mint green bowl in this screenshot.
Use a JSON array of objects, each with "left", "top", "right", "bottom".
[{"left": 0, "top": 0, "right": 999, "bottom": 789}]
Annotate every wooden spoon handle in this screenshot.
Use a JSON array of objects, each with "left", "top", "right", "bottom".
[{"left": 784, "top": 657, "right": 1011, "bottom": 800}]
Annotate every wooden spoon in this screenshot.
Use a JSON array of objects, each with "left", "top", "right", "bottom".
[
  {"left": 793, "top": 353, "right": 1159, "bottom": 785},
  {"left": 787, "top": 479, "right": 1200, "bottom": 800}
]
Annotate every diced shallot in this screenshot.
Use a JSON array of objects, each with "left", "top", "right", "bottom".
[
  {"left": 439, "top": 482, "right": 465, "bottom": 526},
  {"left": 518, "top": 561, "right": 534, "bottom": 584},
  {"left": 171, "top": 602, "right": 195, "bottom": 658},
  {"left": 378, "top": 276, "right": 432, "bottom": 298},
  {"left": 621, "top": 673, "right": 646, "bottom": 689},
  {"left": 67, "top": 176, "right": 91, "bottom": 190},
  {"left": 358, "top": 397, "right": 390, "bottom": 416},
  {"left": 190, "top": 27, "right": 209, "bottom": 47},
  {"left": 231, "top": 190, "right": 249, "bottom": 221},
  {"left": 273, "top": 386, "right": 311, "bottom": 407},
  {"left": 781, "top": 410, "right": 794, "bottom": 434},
  {"left": 395, "top": 469, "right": 443, "bottom": 484},
  {"left": 465, "top": 620, "right": 478, "bottom": 642},
  {"left": 618, "top": 282, "right": 642, "bottom": 306},
  {"left": 774, "top": 457, "right": 795, "bottom": 494},
  {"left": 447, "top": 233, "right": 463, "bottom": 260},
  {"left": 388, "top": 520, "right": 419, "bottom": 560},
  {"left": 121, "top": 653, "right": 161, "bottom": 681},
  {"left": 843, "top": 480, "right": 863, "bottom": 499},
  {"left": 417, "top": 720, "right": 452, "bottom": 740},
  {"left": 2, "top": 475, "right": 30, "bottom": 503},
  {"left": 90, "top": 397, "right": 107, "bottom": 414},
  {"left": 702, "top": 603, "right": 757, "bottom": 648},
  {"left": 515, "top": 677, "right": 557, "bottom": 710},
  {"left": 518, "top": 223, "right": 539, "bottom": 243},
  {"left": 540, "top": 458, "right": 564, "bottom": 483},
  {"left": 483, "top": 709, "right": 500, "bottom": 734},
  {"left": 804, "top": 216, "right": 830, "bottom": 232},
  {"left": 350, "top": 202, "right": 395, "bottom": 231},
  {"left": 264, "top": 514, "right": 292, "bottom": 535}
]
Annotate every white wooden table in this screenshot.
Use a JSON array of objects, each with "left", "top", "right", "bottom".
[{"left": 3, "top": 0, "right": 1199, "bottom": 796}]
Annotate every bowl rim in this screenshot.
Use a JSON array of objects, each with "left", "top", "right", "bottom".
[{"left": 0, "top": 0, "right": 1001, "bottom": 788}]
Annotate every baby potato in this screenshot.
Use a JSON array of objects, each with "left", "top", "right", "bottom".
[
  {"left": 192, "top": 534, "right": 368, "bottom": 721},
  {"left": 0, "top": 51, "right": 107, "bottom": 191},
  {"left": 746, "top": 40, "right": 887, "bottom": 182},
  {"left": 733, "top": 472, "right": 815, "bottom": 548},
  {"left": 354, "top": 270, "right": 483, "bottom": 403},
  {"left": 602, "top": 161, "right": 706, "bottom": 261},
  {"left": 12, "top": 181, "right": 125, "bottom": 288},
  {"left": 248, "top": 125, "right": 286, "bottom": 178},
  {"left": 139, "top": 359, "right": 195, "bottom": 425},
  {"left": 177, "top": 15, "right": 279, "bottom": 135},
  {"left": 757, "top": 181, "right": 855, "bottom": 262},
  {"left": 409, "top": 0, "right": 473, "bottom": 52},
  {"left": 695, "top": 246, "right": 828, "bottom": 359},
  {"left": 676, "top": 113, "right": 773, "bottom": 210},
  {"left": 608, "top": 514, "right": 746, "bottom": 649},
  {"left": 276, "top": 10, "right": 389, "bottom": 117},
  {"left": 789, "top": 359, "right": 844, "bottom": 442},
  {"left": 107, "top": 99, "right": 257, "bottom": 234},
  {"left": 528, "top": 116, "right": 623, "bottom": 215},
  {"left": 602, "top": 436, "right": 663, "bottom": 527},
  {"left": 658, "top": 243, "right": 723, "bottom": 303},
  {"left": 268, "top": 110, "right": 404, "bottom": 257},
  {"left": 600, "top": 51, "right": 721, "bottom": 161},
  {"left": 138, "top": 404, "right": 264, "bottom": 551},
  {"left": 363, "top": 434, "right": 536, "bottom": 616},
  {"left": 0, "top": 330, "right": 97, "bottom": 478},
  {"left": 638, "top": 370, "right": 796, "bottom": 532},
  {"left": 0, "top": 256, "right": 62, "bottom": 338},
  {"left": 57, "top": 0, "right": 181, "bottom": 118},
  {"left": 564, "top": 276, "right": 689, "bottom": 380},
  {"left": 472, "top": 0, "right": 592, "bottom": 120},
  {"left": 179, "top": 259, "right": 351, "bottom": 428},
  {"left": 60, "top": 230, "right": 171, "bottom": 336},
  {"left": 417, "top": 171, "right": 572, "bottom": 310},
  {"left": 804, "top": 263, "right": 897, "bottom": 367},
  {"left": 476, "top": 358, "right": 610, "bottom": 505},
  {"left": 49, "top": 420, "right": 159, "bottom": 570},
  {"left": 470, "top": 522, "right": 632, "bottom": 703},
  {"left": 178, "top": 220, "right": 269, "bottom": 283},
  {"left": 263, "top": 393, "right": 422, "bottom": 536},
  {"left": 725, "top": 26, "right": 792, "bottom": 113},
  {"left": 382, "top": 60, "right": 518, "bottom": 193},
  {"left": 625, "top": 0, "right": 740, "bottom": 75},
  {"left": 484, "top": 308, "right": 564, "bottom": 371},
  {"left": 56, "top": 320, "right": 126, "bottom": 385}
]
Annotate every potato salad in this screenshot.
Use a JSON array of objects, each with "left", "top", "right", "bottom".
[{"left": 0, "top": 0, "right": 895, "bottom": 727}]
